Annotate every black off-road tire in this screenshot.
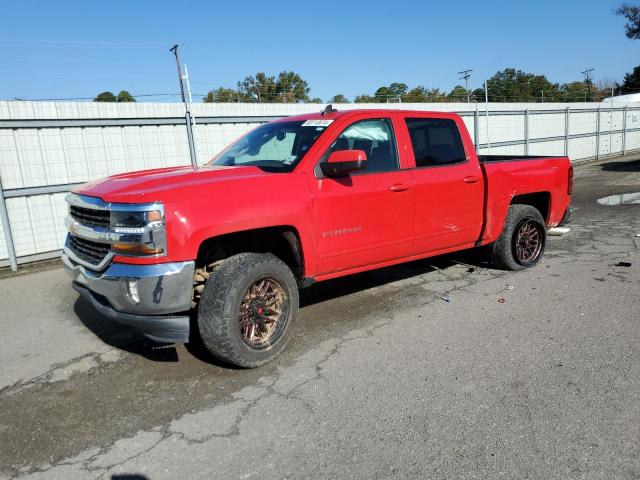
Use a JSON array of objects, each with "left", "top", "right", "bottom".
[
  {"left": 490, "top": 204, "right": 546, "bottom": 271},
  {"left": 197, "top": 252, "right": 299, "bottom": 368}
]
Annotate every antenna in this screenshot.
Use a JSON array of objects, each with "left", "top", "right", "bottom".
[
  {"left": 458, "top": 69, "right": 473, "bottom": 103},
  {"left": 321, "top": 104, "right": 337, "bottom": 115}
]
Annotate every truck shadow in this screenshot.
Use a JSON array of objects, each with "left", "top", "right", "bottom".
[
  {"left": 72, "top": 298, "right": 180, "bottom": 363},
  {"left": 73, "top": 248, "right": 491, "bottom": 367},
  {"left": 600, "top": 159, "right": 640, "bottom": 172},
  {"left": 299, "top": 250, "right": 488, "bottom": 307}
]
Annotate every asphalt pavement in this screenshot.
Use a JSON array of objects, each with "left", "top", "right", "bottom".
[{"left": 1, "top": 155, "right": 639, "bottom": 480}]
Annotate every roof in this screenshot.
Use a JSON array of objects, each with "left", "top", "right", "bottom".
[{"left": 275, "top": 108, "right": 459, "bottom": 123}]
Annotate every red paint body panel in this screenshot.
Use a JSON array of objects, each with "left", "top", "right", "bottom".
[{"left": 73, "top": 109, "right": 572, "bottom": 281}]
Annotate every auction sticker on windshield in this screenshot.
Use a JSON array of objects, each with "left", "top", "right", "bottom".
[{"left": 301, "top": 119, "right": 334, "bottom": 127}]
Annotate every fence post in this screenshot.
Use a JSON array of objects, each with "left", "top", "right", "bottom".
[
  {"left": 524, "top": 109, "right": 529, "bottom": 155},
  {"left": 564, "top": 107, "right": 570, "bottom": 156},
  {"left": 0, "top": 173, "right": 18, "bottom": 272},
  {"left": 474, "top": 106, "right": 479, "bottom": 151},
  {"left": 595, "top": 107, "right": 601, "bottom": 160},
  {"left": 622, "top": 106, "right": 628, "bottom": 156},
  {"left": 609, "top": 106, "right": 614, "bottom": 158}
]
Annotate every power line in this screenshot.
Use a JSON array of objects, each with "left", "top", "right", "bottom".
[{"left": 581, "top": 68, "right": 595, "bottom": 101}]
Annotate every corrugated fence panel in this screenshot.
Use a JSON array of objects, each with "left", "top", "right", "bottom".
[{"left": 1, "top": 101, "right": 640, "bottom": 266}]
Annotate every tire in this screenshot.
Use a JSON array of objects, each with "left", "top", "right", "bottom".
[
  {"left": 490, "top": 204, "right": 546, "bottom": 271},
  {"left": 197, "top": 252, "right": 299, "bottom": 368}
]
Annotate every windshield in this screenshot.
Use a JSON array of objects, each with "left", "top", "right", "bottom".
[{"left": 209, "top": 120, "right": 330, "bottom": 172}]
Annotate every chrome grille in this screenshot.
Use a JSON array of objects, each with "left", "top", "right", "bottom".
[
  {"left": 68, "top": 236, "right": 111, "bottom": 267},
  {"left": 69, "top": 205, "right": 110, "bottom": 229}
]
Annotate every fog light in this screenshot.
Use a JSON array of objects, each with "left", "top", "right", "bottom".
[{"left": 126, "top": 280, "right": 140, "bottom": 304}]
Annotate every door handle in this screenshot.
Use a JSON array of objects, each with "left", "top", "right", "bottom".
[
  {"left": 389, "top": 183, "right": 412, "bottom": 192},
  {"left": 463, "top": 176, "right": 481, "bottom": 184}
]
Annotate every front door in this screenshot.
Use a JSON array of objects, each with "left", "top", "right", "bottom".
[{"left": 311, "top": 117, "right": 414, "bottom": 276}]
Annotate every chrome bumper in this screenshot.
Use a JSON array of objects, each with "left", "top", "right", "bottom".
[{"left": 62, "top": 252, "right": 195, "bottom": 343}]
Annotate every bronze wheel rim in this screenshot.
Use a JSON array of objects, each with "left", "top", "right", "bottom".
[
  {"left": 514, "top": 219, "right": 543, "bottom": 264},
  {"left": 239, "top": 277, "right": 288, "bottom": 350}
]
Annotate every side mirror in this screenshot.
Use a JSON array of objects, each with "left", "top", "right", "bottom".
[{"left": 320, "top": 150, "right": 367, "bottom": 177}]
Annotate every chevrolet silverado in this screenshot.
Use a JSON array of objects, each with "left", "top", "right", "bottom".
[{"left": 63, "top": 108, "right": 572, "bottom": 367}]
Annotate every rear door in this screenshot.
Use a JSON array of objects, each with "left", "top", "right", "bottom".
[
  {"left": 311, "top": 115, "right": 414, "bottom": 276},
  {"left": 401, "top": 116, "right": 484, "bottom": 254}
]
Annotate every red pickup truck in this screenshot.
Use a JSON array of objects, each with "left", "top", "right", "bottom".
[{"left": 63, "top": 108, "right": 572, "bottom": 367}]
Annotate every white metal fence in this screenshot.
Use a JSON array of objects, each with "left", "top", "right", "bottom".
[{"left": 1, "top": 100, "right": 639, "bottom": 269}]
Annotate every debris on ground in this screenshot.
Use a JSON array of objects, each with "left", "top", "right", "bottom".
[
  {"left": 506, "top": 285, "right": 514, "bottom": 290},
  {"left": 467, "top": 267, "right": 475, "bottom": 273},
  {"left": 615, "top": 262, "right": 632, "bottom": 267},
  {"left": 547, "top": 227, "right": 571, "bottom": 236},
  {"left": 497, "top": 298, "right": 507, "bottom": 303},
  {"left": 440, "top": 295, "right": 451, "bottom": 303}
]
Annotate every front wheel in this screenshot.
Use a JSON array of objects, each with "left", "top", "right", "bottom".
[
  {"left": 490, "top": 204, "right": 546, "bottom": 271},
  {"left": 197, "top": 252, "right": 299, "bottom": 368}
]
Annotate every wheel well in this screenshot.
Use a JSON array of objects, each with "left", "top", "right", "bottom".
[
  {"left": 511, "top": 192, "right": 550, "bottom": 223},
  {"left": 196, "top": 226, "right": 304, "bottom": 280}
]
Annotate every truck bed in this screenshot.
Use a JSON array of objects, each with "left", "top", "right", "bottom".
[{"left": 477, "top": 154, "right": 572, "bottom": 245}]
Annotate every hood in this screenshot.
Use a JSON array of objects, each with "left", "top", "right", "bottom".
[{"left": 74, "top": 164, "right": 267, "bottom": 203}]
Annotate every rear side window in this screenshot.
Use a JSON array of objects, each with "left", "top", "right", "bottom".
[
  {"left": 405, "top": 118, "right": 466, "bottom": 167},
  {"left": 328, "top": 118, "right": 398, "bottom": 173}
]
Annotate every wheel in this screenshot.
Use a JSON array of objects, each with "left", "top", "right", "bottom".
[
  {"left": 490, "top": 204, "right": 546, "bottom": 271},
  {"left": 197, "top": 252, "right": 299, "bottom": 368}
]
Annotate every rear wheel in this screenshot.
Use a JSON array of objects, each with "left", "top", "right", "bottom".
[
  {"left": 490, "top": 204, "right": 546, "bottom": 271},
  {"left": 197, "top": 252, "right": 299, "bottom": 368}
]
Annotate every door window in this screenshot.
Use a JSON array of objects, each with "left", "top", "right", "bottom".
[
  {"left": 327, "top": 119, "right": 399, "bottom": 173},
  {"left": 405, "top": 118, "right": 466, "bottom": 167}
]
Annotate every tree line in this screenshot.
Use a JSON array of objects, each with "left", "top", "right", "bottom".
[
  {"left": 195, "top": 66, "right": 640, "bottom": 104},
  {"left": 94, "top": 90, "right": 136, "bottom": 102}
]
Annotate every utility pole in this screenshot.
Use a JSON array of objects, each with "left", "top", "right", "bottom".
[
  {"left": 183, "top": 64, "right": 199, "bottom": 161},
  {"left": 458, "top": 69, "right": 473, "bottom": 103},
  {"left": 484, "top": 80, "right": 490, "bottom": 152},
  {"left": 170, "top": 44, "right": 198, "bottom": 168},
  {"left": 581, "top": 68, "right": 594, "bottom": 102}
]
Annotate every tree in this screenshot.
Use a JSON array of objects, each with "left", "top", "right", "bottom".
[
  {"left": 117, "top": 90, "right": 136, "bottom": 102},
  {"left": 404, "top": 86, "right": 429, "bottom": 102},
  {"left": 448, "top": 85, "right": 469, "bottom": 101},
  {"left": 203, "top": 87, "right": 239, "bottom": 103},
  {"left": 558, "top": 82, "right": 589, "bottom": 102},
  {"left": 237, "top": 72, "right": 277, "bottom": 102},
  {"left": 94, "top": 91, "right": 117, "bottom": 102},
  {"left": 616, "top": 3, "right": 640, "bottom": 39},
  {"left": 307, "top": 97, "right": 323, "bottom": 103},
  {"left": 236, "top": 71, "right": 310, "bottom": 103},
  {"left": 372, "top": 82, "right": 408, "bottom": 102},
  {"left": 621, "top": 65, "right": 640, "bottom": 92},
  {"left": 483, "top": 68, "right": 560, "bottom": 102},
  {"left": 353, "top": 94, "right": 376, "bottom": 103},
  {"left": 329, "top": 94, "right": 349, "bottom": 103},
  {"left": 276, "top": 71, "right": 310, "bottom": 103}
]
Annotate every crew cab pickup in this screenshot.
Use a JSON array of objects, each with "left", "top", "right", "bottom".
[{"left": 63, "top": 108, "right": 572, "bottom": 367}]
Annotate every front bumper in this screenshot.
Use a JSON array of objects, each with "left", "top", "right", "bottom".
[{"left": 62, "top": 251, "right": 195, "bottom": 343}]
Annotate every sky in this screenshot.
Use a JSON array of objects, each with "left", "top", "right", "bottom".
[{"left": 0, "top": 0, "right": 637, "bottom": 102}]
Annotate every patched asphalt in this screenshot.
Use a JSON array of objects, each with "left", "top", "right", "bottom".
[{"left": 1, "top": 155, "right": 639, "bottom": 479}]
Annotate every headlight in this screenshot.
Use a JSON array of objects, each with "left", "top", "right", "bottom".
[{"left": 111, "top": 206, "right": 167, "bottom": 256}]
